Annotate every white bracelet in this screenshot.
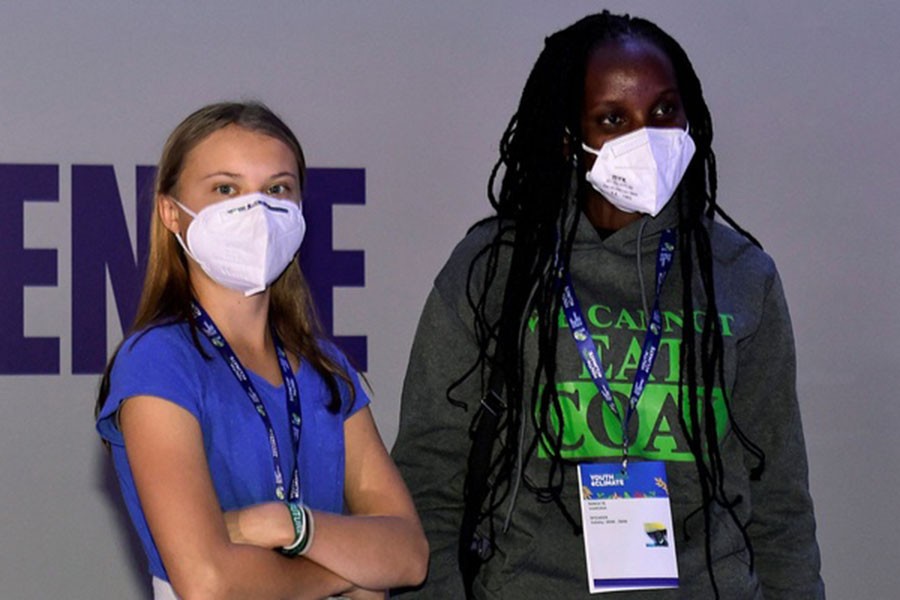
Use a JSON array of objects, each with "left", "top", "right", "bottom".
[
  {"left": 297, "top": 505, "right": 315, "bottom": 556},
  {"left": 280, "top": 503, "right": 307, "bottom": 555}
]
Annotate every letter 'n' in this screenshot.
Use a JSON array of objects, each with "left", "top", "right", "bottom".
[{"left": 71, "top": 165, "right": 154, "bottom": 374}]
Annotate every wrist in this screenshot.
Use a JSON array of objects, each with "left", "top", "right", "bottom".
[
  {"left": 279, "top": 502, "right": 315, "bottom": 557},
  {"left": 227, "top": 502, "right": 296, "bottom": 548},
  {"left": 273, "top": 502, "right": 299, "bottom": 547}
]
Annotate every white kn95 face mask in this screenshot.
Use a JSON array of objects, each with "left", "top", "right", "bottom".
[
  {"left": 582, "top": 126, "right": 696, "bottom": 217},
  {"left": 172, "top": 192, "right": 306, "bottom": 296}
]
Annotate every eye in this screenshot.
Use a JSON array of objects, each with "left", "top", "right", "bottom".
[
  {"left": 215, "top": 183, "right": 237, "bottom": 196},
  {"left": 651, "top": 101, "right": 680, "bottom": 122},
  {"left": 267, "top": 183, "right": 291, "bottom": 196},
  {"left": 598, "top": 112, "right": 625, "bottom": 128}
]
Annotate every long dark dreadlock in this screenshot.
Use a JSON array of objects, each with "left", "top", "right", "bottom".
[{"left": 449, "top": 11, "right": 766, "bottom": 597}]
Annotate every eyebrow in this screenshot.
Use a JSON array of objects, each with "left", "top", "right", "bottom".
[
  {"left": 201, "top": 171, "right": 241, "bottom": 180},
  {"left": 593, "top": 87, "right": 680, "bottom": 102},
  {"left": 655, "top": 88, "right": 681, "bottom": 98},
  {"left": 201, "top": 171, "right": 299, "bottom": 181},
  {"left": 270, "top": 172, "right": 299, "bottom": 181}
]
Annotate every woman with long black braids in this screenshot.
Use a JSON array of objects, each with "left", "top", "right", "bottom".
[{"left": 392, "top": 11, "right": 823, "bottom": 599}]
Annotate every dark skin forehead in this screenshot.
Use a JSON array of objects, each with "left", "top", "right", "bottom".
[{"left": 581, "top": 37, "right": 683, "bottom": 131}]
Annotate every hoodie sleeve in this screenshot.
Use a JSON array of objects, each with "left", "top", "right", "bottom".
[
  {"left": 391, "top": 279, "right": 484, "bottom": 598},
  {"left": 392, "top": 224, "right": 508, "bottom": 598},
  {"left": 732, "top": 269, "right": 825, "bottom": 599}
]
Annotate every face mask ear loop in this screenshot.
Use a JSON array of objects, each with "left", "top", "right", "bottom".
[
  {"left": 169, "top": 198, "right": 201, "bottom": 265},
  {"left": 581, "top": 142, "right": 602, "bottom": 155},
  {"left": 173, "top": 231, "right": 200, "bottom": 265},
  {"left": 171, "top": 198, "right": 198, "bottom": 219}
]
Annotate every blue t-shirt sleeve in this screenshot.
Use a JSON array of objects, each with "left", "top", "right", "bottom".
[
  {"left": 96, "top": 325, "right": 205, "bottom": 446},
  {"left": 322, "top": 341, "right": 370, "bottom": 418}
]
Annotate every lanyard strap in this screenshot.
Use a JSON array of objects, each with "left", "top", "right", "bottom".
[
  {"left": 191, "top": 301, "right": 302, "bottom": 502},
  {"left": 559, "top": 228, "right": 676, "bottom": 471}
]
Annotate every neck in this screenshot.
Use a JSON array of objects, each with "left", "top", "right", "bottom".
[
  {"left": 583, "top": 191, "right": 643, "bottom": 230},
  {"left": 192, "top": 274, "right": 272, "bottom": 354},
  {"left": 188, "top": 266, "right": 296, "bottom": 387}
]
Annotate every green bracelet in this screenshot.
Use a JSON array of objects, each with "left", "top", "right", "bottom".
[{"left": 279, "top": 502, "right": 307, "bottom": 557}]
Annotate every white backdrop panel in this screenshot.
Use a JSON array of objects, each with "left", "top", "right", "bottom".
[{"left": 0, "top": 2, "right": 897, "bottom": 597}]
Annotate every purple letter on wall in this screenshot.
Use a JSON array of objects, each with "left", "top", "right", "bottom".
[
  {"left": 300, "top": 168, "right": 367, "bottom": 371},
  {"left": 0, "top": 164, "right": 59, "bottom": 374},
  {"left": 71, "top": 166, "right": 155, "bottom": 374}
]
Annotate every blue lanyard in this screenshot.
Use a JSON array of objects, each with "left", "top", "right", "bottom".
[
  {"left": 191, "top": 301, "right": 302, "bottom": 502},
  {"left": 559, "top": 228, "right": 676, "bottom": 471}
]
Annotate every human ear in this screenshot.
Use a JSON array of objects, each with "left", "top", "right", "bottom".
[{"left": 157, "top": 195, "right": 181, "bottom": 235}]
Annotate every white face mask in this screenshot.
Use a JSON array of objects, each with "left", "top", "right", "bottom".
[
  {"left": 582, "top": 126, "right": 696, "bottom": 217},
  {"left": 172, "top": 192, "right": 306, "bottom": 296}
]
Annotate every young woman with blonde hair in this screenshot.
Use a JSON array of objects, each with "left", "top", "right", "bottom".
[{"left": 97, "top": 101, "right": 427, "bottom": 599}]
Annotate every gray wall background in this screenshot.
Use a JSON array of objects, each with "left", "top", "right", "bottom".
[{"left": 0, "top": 1, "right": 896, "bottom": 597}]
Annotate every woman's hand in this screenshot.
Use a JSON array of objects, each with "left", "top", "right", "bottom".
[{"left": 224, "top": 502, "right": 295, "bottom": 548}]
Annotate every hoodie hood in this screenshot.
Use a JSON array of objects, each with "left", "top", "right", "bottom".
[{"left": 571, "top": 193, "right": 680, "bottom": 257}]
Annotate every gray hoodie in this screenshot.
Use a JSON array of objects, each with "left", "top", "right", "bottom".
[{"left": 392, "top": 203, "right": 824, "bottom": 599}]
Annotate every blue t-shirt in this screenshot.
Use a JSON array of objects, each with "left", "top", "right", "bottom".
[{"left": 96, "top": 321, "right": 369, "bottom": 580}]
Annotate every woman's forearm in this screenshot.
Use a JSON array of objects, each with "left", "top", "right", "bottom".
[
  {"left": 225, "top": 502, "right": 427, "bottom": 590},
  {"left": 170, "top": 543, "right": 352, "bottom": 600},
  {"left": 304, "top": 511, "right": 428, "bottom": 590}
]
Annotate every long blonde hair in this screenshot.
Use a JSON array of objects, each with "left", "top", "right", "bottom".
[{"left": 96, "top": 101, "right": 352, "bottom": 417}]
